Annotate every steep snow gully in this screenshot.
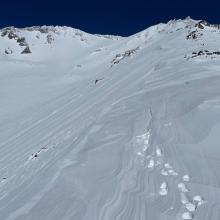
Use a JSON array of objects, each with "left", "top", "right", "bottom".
[{"left": 1, "top": 18, "right": 220, "bottom": 220}]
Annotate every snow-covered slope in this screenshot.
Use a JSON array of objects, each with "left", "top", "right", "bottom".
[{"left": 1, "top": 17, "right": 220, "bottom": 220}]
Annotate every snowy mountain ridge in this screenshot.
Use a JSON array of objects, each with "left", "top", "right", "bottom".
[
  {"left": 0, "top": 25, "right": 121, "bottom": 56},
  {"left": 1, "top": 17, "right": 219, "bottom": 61},
  {"left": 1, "top": 17, "right": 220, "bottom": 220}
]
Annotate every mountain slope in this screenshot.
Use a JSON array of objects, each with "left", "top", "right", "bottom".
[{"left": 1, "top": 18, "right": 220, "bottom": 220}]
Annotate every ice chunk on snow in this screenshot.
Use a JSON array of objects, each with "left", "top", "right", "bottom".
[
  {"left": 193, "top": 195, "right": 204, "bottom": 206},
  {"left": 161, "top": 169, "right": 168, "bottom": 176},
  {"left": 159, "top": 181, "right": 168, "bottom": 196},
  {"left": 159, "top": 188, "right": 168, "bottom": 196},
  {"left": 182, "top": 175, "right": 190, "bottom": 182},
  {"left": 182, "top": 212, "right": 193, "bottom": 219},
  {"left": 185, "top": 203, "right": 196, "bottom": 212},
  {"left": 164, "top": 163, "right": 172, "bottom": 169},
  {"left": 156, "top": 147, "right": 162, "bottom": 156},
  {"left": 148, "top": 158, "right": 155, "bottom": 168},
  {"left": 168, "top": 169, "right": 178, "bottom": 176},
  {"left": 160, "top": 181, "right": 167, "bottom": 189}
]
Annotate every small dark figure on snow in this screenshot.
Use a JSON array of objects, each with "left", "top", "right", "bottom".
[{"left": 94, "top": 78, "right": 104, "bottom": 84}]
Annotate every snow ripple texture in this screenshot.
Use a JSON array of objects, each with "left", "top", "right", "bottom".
[{"left": 0, "top": 18, "right": 220, "bottom": 220}]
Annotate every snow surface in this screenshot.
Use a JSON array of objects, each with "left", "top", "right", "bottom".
[{"left": 1, "top": 18, "right": 220, "bottom": 219}]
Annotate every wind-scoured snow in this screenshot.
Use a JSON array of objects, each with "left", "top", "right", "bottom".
[{"left": 1, "top": 17, "right": 220, "bottom": 220}]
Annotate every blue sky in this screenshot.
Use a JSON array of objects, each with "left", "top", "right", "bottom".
[{"left": 0, "top": 0, "right": 219, "bottom": 36}]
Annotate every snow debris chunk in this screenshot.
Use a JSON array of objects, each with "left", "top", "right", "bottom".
[
  {"left": 160, "top": 169, "right": 169, "bottom": 176},
  {"left": 185, "top": 202, "right": 196, "bottom": 212},
  {"left": 164, "top": 163, "right": 172, "bottom": 169},
  {"left": 193, "top": 195, "right": 204, "bottom": 206},
  {"left": 182, "top": 212, "right": 193, "bottom": 220},
  {"left": 156, "top": 147, "right": 162, "bottom": 157},
  {"left": 148, "top": 158, "right": 155, "bottom": 168},
  {"left": 159, "top": 181, "right": 168, "bottom": 196},
  {"left": 168, "top": 169, "right": 178, "bottom": 176},
  {"left": 182, "top": 175, "right": 190, "bottom": 182}
]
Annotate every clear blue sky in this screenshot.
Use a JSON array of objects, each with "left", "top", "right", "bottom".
[{"left": 0, "top": 0, "right": 219, "bottom": 36}]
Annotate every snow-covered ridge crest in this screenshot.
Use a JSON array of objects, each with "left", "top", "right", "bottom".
[
  {"left": 0, "top": 17, "right": 220, "bottom": 59},
  {"left": 132, "top": 17, "right": 220, "bottom": 38},
  {"left": 1, "top": 25, "right": 96, "bottom": 37},
  {"left": 0, "top": 25, "right": 122, "bottom": 43},
  {"left": 0, "top": 25, "right": 124, "bottom": 58},
  {"left": 0, "top": 17, "right": 219, "bottom": 41}
]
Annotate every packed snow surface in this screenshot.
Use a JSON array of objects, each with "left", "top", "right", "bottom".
[{"left": 1, "top": 18, "right": 220, "bottom": 220}]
